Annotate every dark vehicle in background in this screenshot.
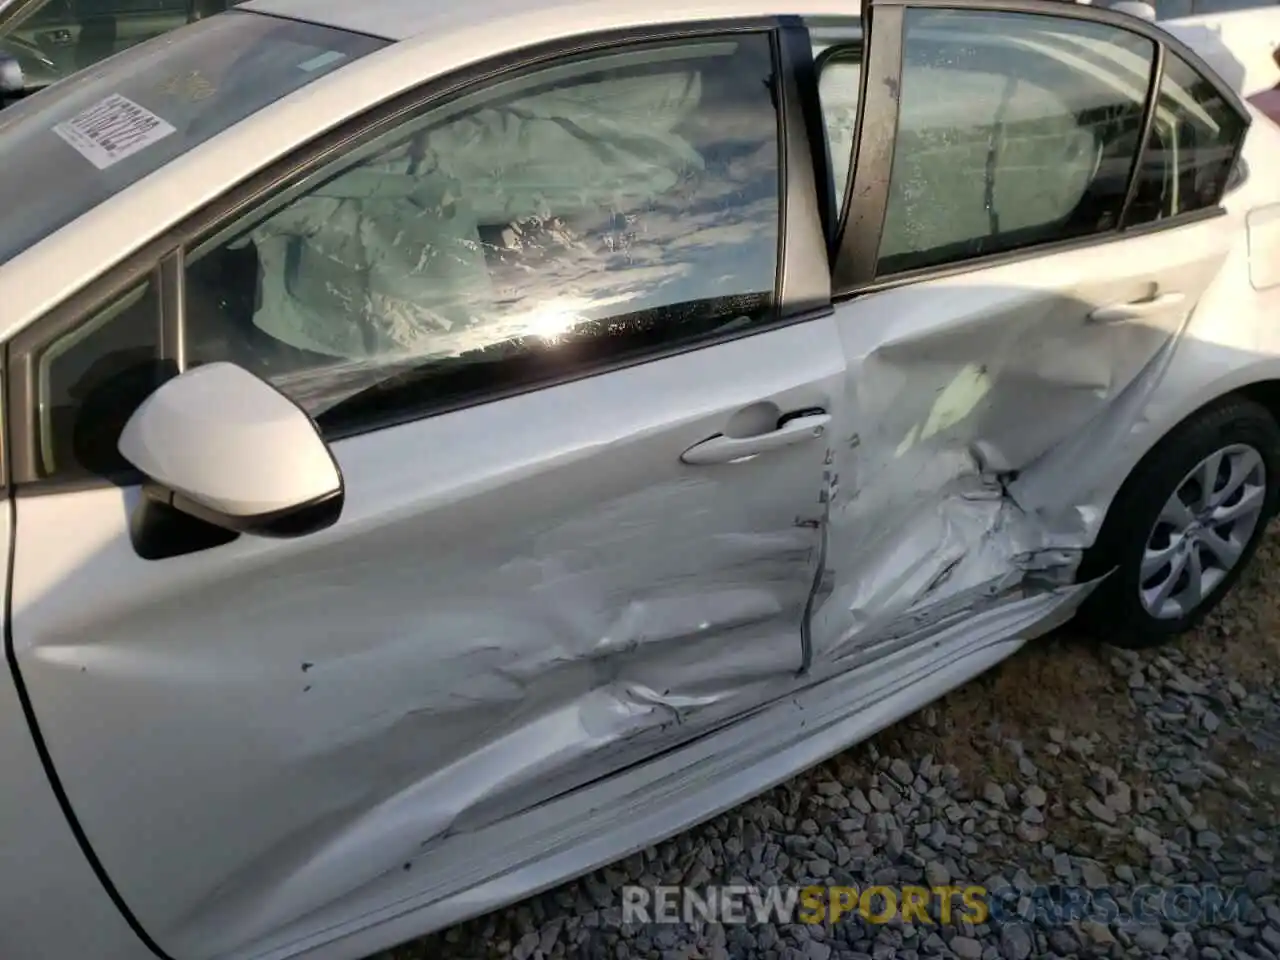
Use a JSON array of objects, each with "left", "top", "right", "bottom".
[{"left": 0, "top": 0, "right": 240, "bottom": 101}]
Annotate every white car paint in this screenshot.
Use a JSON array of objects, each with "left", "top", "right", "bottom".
[
  {"left": 118, "top": 362, "right": 343, "bottom": 520},
  {"left": 1162, "top": 6, "right": 1280, "bottom": 95},
  {"left": 0, "top": 3, "right": 1279, "bottom": 960}
]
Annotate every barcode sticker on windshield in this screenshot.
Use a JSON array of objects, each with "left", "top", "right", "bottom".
[{"left": 52, "top": 94, "right": 176, "bottom": 170}]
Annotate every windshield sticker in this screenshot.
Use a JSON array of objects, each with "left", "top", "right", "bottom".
[
  {"left": 52, "top": 94, "right": 176, "bottom": 171},
  {"left": 298, "top": 50, "right": 348, "bottom": 72}
]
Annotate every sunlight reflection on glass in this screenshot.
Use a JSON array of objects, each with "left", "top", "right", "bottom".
[{"left": 185, "top": 36, "right": 783, "bottom": 420}]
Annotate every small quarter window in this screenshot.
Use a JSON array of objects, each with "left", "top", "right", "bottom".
[
  {"left": 1123, "top": 52, "right": 1248, "bottom": 226},
  {"left": 36, "top": 277, "right": 164, "bottom": 479},
  {"left": 876, "top": 9, "right": 1155, "bottom": 276}
]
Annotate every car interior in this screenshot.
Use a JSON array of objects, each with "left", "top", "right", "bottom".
[
  {"left": 1, "top": 0, "right": 235, "bottom": 91},
  {"left": 180, "top": 43, "right": 781, "bottom": 424},
  {"left": 36, "top": 23, "right": 1233, "bottom": 479},
  {"left": 36, "top": 43, "right": 782, "bottom": 479},
  {"left": 836, "top": 33, "right": 1151, "bottom": 273},
  {"left": 814, "top": 18, "right": 1243, "bottom": 276}
]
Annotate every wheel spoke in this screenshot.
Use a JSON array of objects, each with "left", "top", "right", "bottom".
[
  {"left": 1158, "top": 493, "right": 1195, "bottom": 531},
  {"left": 1209, "top": 448, "right": 1263, "bottom": 509},
  {"left": 1198, "top": 527, "right": 1244, "bottom": 570},
  {"left": 1145, "top": 546, "right": 1189, "bottom": 612},
  {"left": 1194, "top": 449, "right": 1226, "bottom": 511},
  {"left": 1180, "top": 542, "right": 1205, "bottom": 612},
  {"left": 1210, "top": 482, "right": 1265, "bottom": 526},
  {"left": 1141, "top": 538, "right": 1182, "bottom": 580}
]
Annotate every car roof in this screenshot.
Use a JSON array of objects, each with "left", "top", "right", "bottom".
[{"left": 241, "top": 0, "right": 863, "bottom": 42}]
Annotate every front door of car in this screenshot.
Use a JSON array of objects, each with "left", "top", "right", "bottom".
[
  {"left": 5, "top": 29, "right": 841, "bottom": 960},
  {"left": 806, "top": 1, "right": 1245, "bottom": 664}
]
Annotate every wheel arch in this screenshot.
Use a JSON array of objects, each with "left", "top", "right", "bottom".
[{"left": 1088, "top": 380, "right": 1280, "bottom": 558}]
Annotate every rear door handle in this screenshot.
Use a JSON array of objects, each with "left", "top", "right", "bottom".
[
  {"left": 1088, "top": 291, "right": 1185, "bottom": 324},
  {"left": 680, "top": 412, "right": 830, "bottom": 466}
]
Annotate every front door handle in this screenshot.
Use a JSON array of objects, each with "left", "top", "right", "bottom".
[
  {"left": 1088, "top": 291, "right": 1185, "bottom": 324},
  {"left": 681, "top": 412, "right": 830, "bottom": 466}
]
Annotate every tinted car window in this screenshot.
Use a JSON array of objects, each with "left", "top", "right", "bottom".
[
  {"left": 181, "top": 36, "right": 783, "bottom": 432},
  {"left": 1124, "top": 52, "right": 1248, "bottom": 225},
  {"left": 0, "top": 0, "right": 236, "bottom": 92},
  {"left": 875, "top": 9, "right": 1155, "bottom": 275},
  {"left": 0, "top": 11, "right": 386, "bottom": 266},
  {"left": 36, "top": 276, "right": 164, "bottom": 478}
]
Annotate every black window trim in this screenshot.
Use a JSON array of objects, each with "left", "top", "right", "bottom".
[
  {"left": 0, "top": 344, "right": 8, "bottom": 493},
  {"left": 6, "top": 16, "right": 834, "bottom": 491},
  {"left": 1119, "top": 36, "right": 1167, "bottom": 228},
  {"left": 780, "top": 18, "right": 841, "bottom": 255},
  {"left": 7, "top": 249, "right": 166, "bottom": 488},
  {"left": 828, "top": 0, "right": 1253, "bottom": 298}
]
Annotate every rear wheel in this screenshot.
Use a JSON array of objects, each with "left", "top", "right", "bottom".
[{"left": 1077, "top": 397, "right": 1280, "bottom": 649}]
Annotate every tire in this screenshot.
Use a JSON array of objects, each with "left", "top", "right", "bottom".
[{"left": 1076, "top": 396, "right": 1280, "bottom": 649}]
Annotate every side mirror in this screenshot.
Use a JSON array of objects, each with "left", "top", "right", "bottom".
[{"left": 118, "top": 363, "right": 344, "bottom": 539}]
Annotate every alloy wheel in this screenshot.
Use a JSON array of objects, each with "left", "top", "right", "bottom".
[{"left": 1140, "top": 443, "right": 1267, "bottom": 620}]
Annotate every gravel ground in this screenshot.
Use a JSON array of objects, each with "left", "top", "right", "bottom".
[{"left": 376, "top": 527, "right": 1280, "bottom": 960}]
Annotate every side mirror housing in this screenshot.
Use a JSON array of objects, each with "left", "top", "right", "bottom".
[{"left": 118, "top": 363, "right": 343, "bottom": 539}]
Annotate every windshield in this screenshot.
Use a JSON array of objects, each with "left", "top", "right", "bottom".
[
  {"left": 0, "top": 10, "right": 387, "bottom": 266},
  {"left": 0, "top": 0, "right": 251, "bottom": 91}
]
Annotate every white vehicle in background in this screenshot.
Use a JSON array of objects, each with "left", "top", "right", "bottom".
[{"left": 0, "top": 1, "right": 1278, "bottom": 960}]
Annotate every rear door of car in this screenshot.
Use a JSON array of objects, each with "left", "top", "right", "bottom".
[
  {"left": 804, "top": 0, "right": 1250, "bottom": 666},
  {"left": 5, "top": 20, "right": 845, "bottom": 959}
]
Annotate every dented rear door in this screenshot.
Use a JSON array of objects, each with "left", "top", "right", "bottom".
[
  {"left": 810, "top": 0, "right": 1237, "bottom": 665},
  {"left": 812, "top": 218, "right": 1233, "bottom": 666}
]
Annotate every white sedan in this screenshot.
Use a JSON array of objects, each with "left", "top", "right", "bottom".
[{"left": 1, "top": 1, "right": 1279, "bottom": 958}]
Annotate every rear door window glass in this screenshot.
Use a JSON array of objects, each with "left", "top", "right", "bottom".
[
  {"left": 875, "top": 9, "right": 1155, "bottom": 275},
  {"left": 1124, "top": 51, "right": 1248, "bottom": 225}
]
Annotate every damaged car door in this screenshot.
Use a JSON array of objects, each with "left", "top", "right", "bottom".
[
  {"left": 5, "top": 29, "right": 842, "bottom": 959},
  {"left": 809, "top": 2, "right": 1240, "bottom": 665}
]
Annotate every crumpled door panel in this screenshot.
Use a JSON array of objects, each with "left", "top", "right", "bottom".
[
  {"left": 811, "top": 217, "right": 1232, "bottom": 666},
  {"left": 10, "top": 313, "right": 842, "bottom": 959}
]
